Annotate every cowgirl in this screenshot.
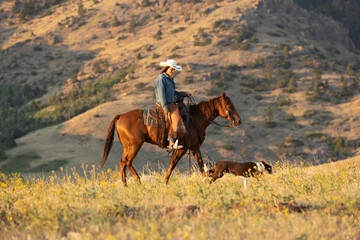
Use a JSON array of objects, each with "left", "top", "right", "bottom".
[{"left": 154, "top": 59, "right": 191, "bottom": 149}]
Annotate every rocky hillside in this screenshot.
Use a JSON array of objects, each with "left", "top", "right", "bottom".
[
  {"left": 0, "top": 0, "right": 359, "bottom": 175},
  {"left": 293, "top": 0, "right": 360, "bottom": 50}
]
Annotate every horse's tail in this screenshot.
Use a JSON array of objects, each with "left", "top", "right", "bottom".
[{"left": 99, "top": 114, "right": 121, "bottom": 168}]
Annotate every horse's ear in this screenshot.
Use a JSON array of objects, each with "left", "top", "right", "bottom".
[{"left": 221, "top": 92, "right": 227, "bottom": 99}]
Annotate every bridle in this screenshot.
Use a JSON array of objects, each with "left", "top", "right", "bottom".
[{"left": 189, "top": 96, "right": 235, "bottom": 129}]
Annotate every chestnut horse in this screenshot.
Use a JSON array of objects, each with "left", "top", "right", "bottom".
[{"left": 100, "top": 92, "right": 241, "bottom": 186}]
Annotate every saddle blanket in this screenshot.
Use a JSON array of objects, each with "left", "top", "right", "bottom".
[{"left": 142, "top": 108, "right": 162, "bottom": 127}]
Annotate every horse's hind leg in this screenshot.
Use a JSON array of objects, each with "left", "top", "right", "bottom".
[
  {"left": 119, "top": 154, "right": 128, "bottom": 187},
  {"left": 122, "top": 144, "right": 142, "bottom": 185}
]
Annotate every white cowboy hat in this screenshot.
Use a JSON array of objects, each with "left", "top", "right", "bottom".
[{"left": 159, "top": 59, "right": 182, "bottom": 71}]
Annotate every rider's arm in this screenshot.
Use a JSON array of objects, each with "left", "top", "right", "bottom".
[{"left": 154, "top": 75, "right": 169, "bottom": 111}]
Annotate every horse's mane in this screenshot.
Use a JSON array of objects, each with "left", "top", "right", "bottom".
[{"left": 189, "top": 96, "right": 220, "bottom": 115}]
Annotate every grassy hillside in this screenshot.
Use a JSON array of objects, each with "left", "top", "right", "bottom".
[
  {"left": 0, "top": 156, "right": 359, "bottom": 239},
  {"left": 0, "top": 0, "right": 359, "bottom": 174}
]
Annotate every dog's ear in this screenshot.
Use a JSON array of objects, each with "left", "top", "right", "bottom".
[{"left": 261, "top": 161, "right": 267, "bottom": 165}]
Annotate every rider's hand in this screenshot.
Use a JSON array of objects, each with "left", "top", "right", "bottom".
[{"left": 186, "top": 92, "right": 192, "bottom": 97}]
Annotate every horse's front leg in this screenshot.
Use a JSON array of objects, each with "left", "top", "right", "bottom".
[
  {"left": 164, "top": 148, "right": 187, "bottom": 185},
  {"left": 191, "top": 148, "right": 205, "bottom": 177}
]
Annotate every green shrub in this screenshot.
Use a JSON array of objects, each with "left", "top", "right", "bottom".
[
  {"left": 92, "top": 59, "right": 109, "bottom": 74},
  {"left": 277, "top": 98, "right": 291, "bottom": 107},
  {"left": 263, "top": 119, "right": 276, "bottom": 128},
  {"left": 264, "top": 63, "right": 272, "bottom": 83},
  {"left": 213, "top": 19, "right": 232, "bottom": 29},
  {"left": 212, "top": 78, "right": 227, "bottom": 91},
  {"left": 33, "top": 45, "right": 43, "bottom": 51},
  {"left": 304, "top": 132, "right": 326, "bottom": 139},
  {"left": 184, "top": 76, "right": 194, "bottom": 84},
  {"left": 135, "top": 82, "right": 146, "bottom": 89},
  {"left": 328, "top": 137, "right": 350, "bottom": 157},
  {"left": 263, "top": 105, "right": 276, "bottom": 128},
  {"left": 77, "top": 2, "right": 86, "bottom": 17},
  {"left": 172, "top": 46, "right": 181, "bottom": 51},
  {"left": 284, "top": 77, "right": 297, "bottom": 93},
  {"left": 282, "top": 60, "right": 291, "bottom": 69},
  {"left": 111, "top": 16, "right": 120, "bottom": 27},
  {"left": 224, "top": 64, "right": 242, "bottom": 72},
  {"left": 277, "top": 80, "right": 286, "bottom": 88},
  {"left": 283, "top": 45, "right": 289, "bottom": 59},
  {"left": 117, "top": 35, "right": 128, "bottom": 41},
  {"left": 247, "top": 56, "right": 263, "bottom": 68},
  {"left": 152, "top": 53, "right": 160, "bottom": 59},
  {"left": 302, "top": 109, "right": 316, "bottom": 118},
  {"left": 139, "top": 0, "right": 151, "bottom": 7},
  {"left": 232, "top": 41, "right": 249, "bottom": 50},
  {"left": 222, "top": 144, "right": 234, "bottom": 150},
  {"left": 153, "top": 30, "right": 163, "bottom": 40},
  {"left": 285, "top": 138, "right": 304, "bottom": 146},
  {"left": 285, "top": 113, "right": 295, "bottom": 121},
  {"left": 240, "top": 88, "right": 251, "bottom": 95},
  {"left": 128, "top": 18, "right": 138, "bottom": 33},
  {"left": 267, "top": 32, "right": 281, "bottom": 37},
  {"left": 170, "top": 27, "right": 185, "bottom": 34},
  {"left": 255, "top": 93, "right": 262, "bottom": 100},
  {"left": 249, "top": 36, "right": 259, "bottom": 43},
  {"left": 167, "top": 54, "right": 182, "bottom": 59},
  {"left": 194, "top": 38, "right": 211, "bottom": 46}
]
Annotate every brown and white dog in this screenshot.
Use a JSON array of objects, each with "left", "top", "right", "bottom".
[{"left": 204, "top": 161, "right": 273, "bottom": 188}]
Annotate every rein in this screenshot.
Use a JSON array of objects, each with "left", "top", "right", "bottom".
[{"left": 189, "top": 96, "right": 234, "bottom": 129}]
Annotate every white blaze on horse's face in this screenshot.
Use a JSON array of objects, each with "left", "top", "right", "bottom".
[{"left": 220, "top": 92, "right": 241, "bottom": 126}]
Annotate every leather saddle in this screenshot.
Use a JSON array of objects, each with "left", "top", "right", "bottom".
[{"left": 143, "top": 102, "right": 190, "bottom": 148}]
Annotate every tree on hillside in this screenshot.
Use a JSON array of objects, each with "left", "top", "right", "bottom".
[
  {"left": 263, "top": 105, "right": 276, "bottom": 128},
  {"left": 264, "top": 63, "right": 272, "bottom": 85},
  {"left": 283, "top": 45, "right": 289, "bottom": 59},
  {"left": 346, "top": 62, "right": 355, "bottom": 76},
  {"left": 287, "top": 77, "right": 297, "bottom": 93},
  {"left": 111, "top": 16, "right": 120, "bottom": 27},
  {"left": 341, "top": 76, "right": 353, "bottom": 96},
  {"left": 78, "top": 2, "right": 86, "bottom": 17}
]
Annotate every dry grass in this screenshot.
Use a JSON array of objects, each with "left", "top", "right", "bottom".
[{"left": 1, "top": 157, "right": 360, "bottom": 239}]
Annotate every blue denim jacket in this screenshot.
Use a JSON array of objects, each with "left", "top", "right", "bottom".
[{"left": 154, "top": 73, "right": 187, "bottom": 111}]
